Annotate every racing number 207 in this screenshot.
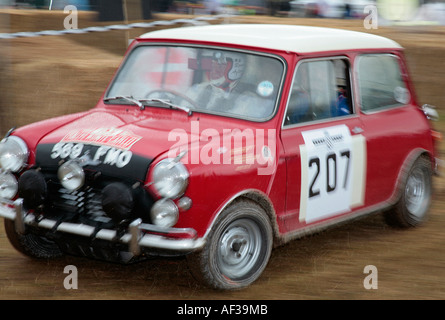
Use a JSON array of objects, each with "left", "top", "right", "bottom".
[{"left": 308, "top": 149, "right": 350, "bottom": 198}]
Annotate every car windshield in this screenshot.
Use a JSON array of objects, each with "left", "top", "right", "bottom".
[{"left": 106, "top": 45, "right": 285, "bottom": 121}]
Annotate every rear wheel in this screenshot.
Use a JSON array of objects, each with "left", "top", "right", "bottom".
[
  {"left": 187, "top": 199, "right": 273, "bottom": 290},
  {"left": 384, "top": 156, "right": 433, "bottom": 228},
  {"left": 4, "top": 219, "right": 63, "bottom": 259}
]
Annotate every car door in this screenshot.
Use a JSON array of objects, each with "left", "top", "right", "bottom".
[
  {"left": 281, "top": 57, "right": 367, "bottom": 232},
  {"left": 354, "top": 53, "right": 424, "bottom": 206}
]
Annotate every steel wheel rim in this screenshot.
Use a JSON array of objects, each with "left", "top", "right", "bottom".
[
  {"left": 405, "top": 167, "right": 429, "bottom": 217},
  {"left": 217, "top": 218, "right": 262, "bottom": 280}
]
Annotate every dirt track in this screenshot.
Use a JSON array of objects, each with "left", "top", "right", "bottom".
[{"left": 1, "top": 10, "right": 445, "bottom": 300}]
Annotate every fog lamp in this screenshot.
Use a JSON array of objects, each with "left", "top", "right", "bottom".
[
  {"left": 0, "top": 172, "right": 18, "bottom": 199},
  {"left": 102, "top": 182, "right": 134, "bottom": 223},
  {"left": 150, "top": 198, "right": 179, "bottom": 228},
  {"left": 18, "top": 170, "right": 47, "bottom": 210},
  {"left": 58, "top": 160, "right": 85, "bottom": 191}
]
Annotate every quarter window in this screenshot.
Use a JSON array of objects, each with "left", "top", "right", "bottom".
[
  {"left": 357, "top": 54, "right": 410, "bottom": 112},
  {"left": 284, "top": 58, "right": 352, "bottom": 126}
]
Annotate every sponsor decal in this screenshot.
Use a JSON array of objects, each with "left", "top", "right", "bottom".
[
  {"left": 50, "top": 128, "right": 142, "bottom": 169},
  {"left": 61, "top": 128, "right": 141, "bottom": 151}
]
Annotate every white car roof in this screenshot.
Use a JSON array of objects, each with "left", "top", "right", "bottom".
[{"left": 139, "top": 24, "right": 402, "bottom": 53}]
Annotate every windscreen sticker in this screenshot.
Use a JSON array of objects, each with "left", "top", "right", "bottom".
[
  {"left": 256, "top": 80, "right": 274, "bottom": 97},
  {"left": 299, "top": 125, "right": 366, "bottom": 223}
]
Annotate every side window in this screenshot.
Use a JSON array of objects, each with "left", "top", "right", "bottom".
[
  {"left": 284, "top": 58, "right": 352, "bottom": 126},
  {"left": 357, "top": 54, "right": 410, "bottom": 112}
]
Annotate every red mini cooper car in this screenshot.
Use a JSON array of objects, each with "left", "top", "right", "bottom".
[{"left": 0, "top": 24, "right": 440, "bottom": 290}]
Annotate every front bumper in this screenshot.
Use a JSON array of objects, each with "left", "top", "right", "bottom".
[{"left": 0, "top": 198, "right": 205, "bottom": 256}]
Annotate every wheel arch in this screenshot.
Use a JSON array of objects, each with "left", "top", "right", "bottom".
[
  {"left": 203, "top": 189, "right": 281, "bottom": 247},
  {"left": 391, "top": 148, "right": 433, "bottom": 205}
]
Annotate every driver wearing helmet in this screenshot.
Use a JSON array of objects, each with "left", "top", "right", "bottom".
[
  {"left": 187, "top": 51, "right": 246, "bottom": 112},
  {"left": 187, "top": 50, "right": 276, "bottom": 119},
  {"left": 208, "top": 51, "right": 245, "bottom": 92}
]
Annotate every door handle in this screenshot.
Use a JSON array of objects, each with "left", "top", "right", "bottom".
[{"left": 351, "top": 127, "right": 364, "bottom": 134}]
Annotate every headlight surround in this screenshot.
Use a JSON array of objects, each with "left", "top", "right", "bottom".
[
  {"left": 58, "top": 160, "right": 85, "bottom": 191},
  {"left": 152, "top": 158, "right": 189, "bottom": 199},
  {"left": 0, "top": 136, "right": 29, "bottom": 172}
]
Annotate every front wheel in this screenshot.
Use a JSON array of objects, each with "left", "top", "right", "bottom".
[
  {"left": 187, "top": 199, "right": 273, "bottom": 290},
  {"left": 384, "top": 156, "right": 433, "bottom": 228}
]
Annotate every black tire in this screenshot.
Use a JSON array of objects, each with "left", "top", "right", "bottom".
[
  {"left": 4, "top": 219, "right": 64, "bottom": 259},
  {"left": 187, "top": 199, "right": 273, "bottom": 290},
  {"left": 384, "top": 156, "right": 433, "bottom": 228}
]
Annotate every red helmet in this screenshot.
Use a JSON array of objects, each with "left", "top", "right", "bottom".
[
  {"left": 188, "top": 51, "right": 246, "bottom": 91},
  {"left": 209, "top": 52, "right": 245, "bottom": 89}
]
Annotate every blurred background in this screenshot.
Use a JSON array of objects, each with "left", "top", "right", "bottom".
[
  {"left": 1, "top": 0, "right": 445, "bottom": 131},
  {"left": 1, "top": 0, "right": 445, "bottom": 21}
]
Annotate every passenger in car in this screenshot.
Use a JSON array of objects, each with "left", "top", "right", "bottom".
[{"left": 333, "top": 86, "right": 351, "bottom": 117}]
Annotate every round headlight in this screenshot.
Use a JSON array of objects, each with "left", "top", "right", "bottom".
[
  {"left": 152, "top": 158, "right": 189, "bottom": 199},
  {"left": 0, "top": 136, "right": 29, "bottom": 172},
  {"left": 0, "top": 172, "right": 18, "bottom": 199},
  {"left": 150, "top": 198, "right": 179, "bottom": 228},
  {"left": 58, "top": 160, "right": 85, "bottom": 191}
]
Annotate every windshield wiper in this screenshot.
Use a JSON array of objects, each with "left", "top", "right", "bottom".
[
  {"left": 104, "top": 96, "right": 192, "bottom": 116},
  {"left": 104, "top": 96, "right": 144, "bottom": 109},
  {"left": 140, "top": 98, "right": 192, "bottom": 116}
]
